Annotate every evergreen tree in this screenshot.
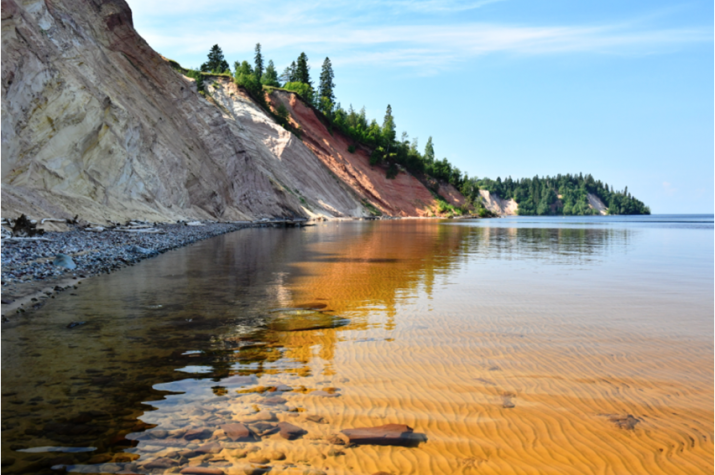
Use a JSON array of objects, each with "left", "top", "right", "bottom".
[
  {"left": 295, "top": 52, "right": 311, "bottom": 86},
  {"left": 261, "top": 60, "right": 280, "bottom": 87},
  {"left": 254, "top": 43, "right": 264, "bottom": 80},
  {"left": 382, "top": 104, "right": 396, "bottom": 144},
  {"left": 201, "top": 44, "right": 230, "bottom": 73},
  {"left": 280, "top": 61, "right": 297, "bottom": 85},
  {"left": 235, "top": 61, "right": 253, "bottom": 77},
  {"left": 424, "top": 137, "right": 435, "bottom": 164},
  {"left": 318, "top": 57, "right": 335, "bottom": 113}
]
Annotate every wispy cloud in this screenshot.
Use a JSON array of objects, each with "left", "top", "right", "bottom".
[{"left": 129, "top": 0, "right": 712, "bottom": 71}]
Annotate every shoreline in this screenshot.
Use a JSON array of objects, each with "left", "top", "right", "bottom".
[
  {"left": 0, "top": 221, "right": 275, "bottom": 321},
  {"left": 0, "top": 216, "right": 483, "bottom": 322}
]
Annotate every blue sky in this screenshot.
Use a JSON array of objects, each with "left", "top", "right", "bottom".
[{"left": 128, "top": 0, "right": 713, "bottom": 213}]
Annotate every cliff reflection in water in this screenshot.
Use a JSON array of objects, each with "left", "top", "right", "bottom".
[{"left": 1, "top": 220, "right": 643, "bottom": 475}]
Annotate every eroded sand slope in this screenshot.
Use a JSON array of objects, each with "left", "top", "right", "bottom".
[
  {"left": 268, "top": 90, "right": 445, "bottom": 217},
  {"left": 1, "top": 0, "right": 365, "bottom": 222}
]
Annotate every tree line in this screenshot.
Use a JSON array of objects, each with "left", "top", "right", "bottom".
[
  {"left": 469, "top": 174, "right": 650, "bottom": 215},
  {"left": 186, "top": 45, "right": 650, "bottom": 216}
]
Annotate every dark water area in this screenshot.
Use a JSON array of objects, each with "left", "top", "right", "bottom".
[{"left": 2, "top": 216, "right": 712, "bottom": 474}]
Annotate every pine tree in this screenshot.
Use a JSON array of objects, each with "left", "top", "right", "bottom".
[
  {"left": 318, "top": 57, "right": 335, "bottom": 111},
  {"left": 295, "top": 52, "right": 311, "bottom": 86},
  {"left": 201, "top": 44, "right": 230, "bottom": 73},
  {"left": 261, "top": 60, "right": 280, "bottom": 87},
  {"left": 382, "top": 105, "right": 396, "bottom": 144},
  {"left": 424, "top": 137, "right": 435, "bottom": 164},
  {"left": 254, "top": 43, "right": 264, "bottom": 80},
  {"left": 280, "top": 61, "right": 297, "bottom": 85}
]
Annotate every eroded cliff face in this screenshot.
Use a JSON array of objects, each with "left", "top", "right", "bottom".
[
  {"left": 480, "top": 189, "right": 518, "bottom": 216},
  {"left": 1, "top": 0, "right": 364, "bottom": 222},
  {"left": 267, "top": 90, "right": 446, "bottom": 217},
  {"left": 206, "top": 79, "right": 365, "bottom": 219}
]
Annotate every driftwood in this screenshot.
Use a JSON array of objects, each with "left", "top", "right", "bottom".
[{"left": 11, "top": 214, "right": 44, "bottom": 237}]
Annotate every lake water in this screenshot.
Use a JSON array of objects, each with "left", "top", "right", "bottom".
[{"left": 2, "top": 215, "right": 713, "bottom": 474}]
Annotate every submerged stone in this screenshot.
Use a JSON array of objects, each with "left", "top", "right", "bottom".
[
  {"left": 180, "top": 467, "right": 225, "bottom": 475},
  {"left": 277, "top": 421, "right": 306, "bottom": 440},
  {"left": 267, "top": 311, "right": 349, "bottom": 332},
  {"left": 341, "top": 424, "right": 416, "bottom": 446},
  {"left": 53, "top": 254, "right": 76, "bottom": 269},
  {"left": 222, "top": 423, "right": 254, "bottom": 441}
]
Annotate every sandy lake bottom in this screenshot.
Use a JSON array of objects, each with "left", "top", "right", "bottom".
[{"left": 2, "top": 216, "right": 713, "bottom": 475}]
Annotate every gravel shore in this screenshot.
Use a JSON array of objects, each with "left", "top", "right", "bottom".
[{"left": 0, "top": 221, "right": 264, "bottom": 318}]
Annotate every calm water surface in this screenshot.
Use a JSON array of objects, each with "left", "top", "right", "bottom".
[{"left": 2, "top": 215, "right": 713, "bottom": 474}]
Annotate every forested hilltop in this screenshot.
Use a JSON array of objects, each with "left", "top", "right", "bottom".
[
  {"left": 182, "top": 44, "right": 650, "bottom": 217},
  {"left": 466, "top": 174, "right": 650, "bottom": 216}
]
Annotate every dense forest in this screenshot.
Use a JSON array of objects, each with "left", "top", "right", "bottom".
[
  {"left": 176, "top": 44, "right": 650, "bottom": 216},
  {"left": 467, "top": 174, "right": 650, "bottom": 216}
]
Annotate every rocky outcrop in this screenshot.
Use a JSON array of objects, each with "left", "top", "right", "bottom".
[{"left": 1, "top": 0, "right": 364, "bottom": 222}]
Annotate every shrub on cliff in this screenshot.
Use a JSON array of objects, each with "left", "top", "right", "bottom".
[{"left": 284, "top": 82, "right": 314, "bottom": 105}]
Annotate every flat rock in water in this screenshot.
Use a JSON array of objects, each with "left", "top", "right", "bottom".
[
  {"left": 222, "top": 423, "right": 254, "bottom": 441},
  {"left": 196, "top": 442, "right": 222, "bottom": 454},
  {"left": 143, "top": 457, "right": 178, "bottom": 469},
  {"left": 180, "top": 468, "right": 225, "bottom": 475},
  {"left": 267, "top": 311, "right": 349, "bottom": 332},
  {"left": 261, "top": 396, "right": 287, "bottom": 406},
  {"left": 250, "top": 422, "right": 278, "bottom": 437},
  {"left": 244, "top": 411, "right": 277, "bottom": 423},
  {"left": 53, "top": 254, "right": 76, "bottom": 269},
  {"left": 277, "top": 421, "right": 306, "bottom": 440},
  {"left": 183, "top": 428, "right": 212, "bottom": 440},
  {"left": 341, "top": 424, "right": 415, "bottom": 446}
]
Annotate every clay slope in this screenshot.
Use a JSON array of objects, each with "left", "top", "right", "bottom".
[
  {"left": 268, "top": 90, "right": 448, "bottom": 217},
  {"left": 1, "top": 0, "right": 363, "bottom": 222}
]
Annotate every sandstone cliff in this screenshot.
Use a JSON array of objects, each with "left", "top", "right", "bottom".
[
  {"left": 267, "top": 90, "right": 450, "bottom": 217},
  {"left": 1, "top": 0, "right": 365, "bottom": 222},
  {"left": 1, "top": 0, "right": 471, "bottom": 223}
]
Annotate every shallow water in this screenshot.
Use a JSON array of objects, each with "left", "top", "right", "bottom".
[{"left": 2, "top": 216, "right": 713, "bottom": 474}]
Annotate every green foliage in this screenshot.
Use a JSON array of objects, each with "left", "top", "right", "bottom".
[
  {"left": 318, "top": 57, "right": 335, "bottom": 115},
  {"left": 472, "top": 173, "right": 650, "bottom": 216},
  {"left": 424, "top": 137, "right": 435, "bottom": 165},
  {"left": 274, "top": 103, "right": 290, "bottom": 127},
  {"left": 183, "top": 69, "right": 205, "bottom": 93},
  {"left": 261, "top": 60, "right": 280, "bottom": 87},
  {"left": 382, "top": 105, "right": 396, "bottom": 144},
  {"left": 386, "top": 162, "right": 398, "bottom": 179},
  {"left": 284, "top": 81, "right": 314, "bottom": 104},
  {"left": 235, "top": 60, "right": 253, "bottom": 77},
  {"left": 201, "top": 44, "right": 230, "bottom": 74},
  {"left": 295, "top": 52, "right": 312, "bottom": 86},
  {"left": 347, "top": 144, "right": 356, "bottom": 153},
  {"left": 254, "top": 43, "right": 264, "bottom": 80},
  {"left": 234, "top": 69, "right": 270, "bottom": 111},
  {"left": 362, "top": 200, "right": 382, "bottom": 216},
  {"left": 280, "top": 61, "right": 297, "bottom": 84}
]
